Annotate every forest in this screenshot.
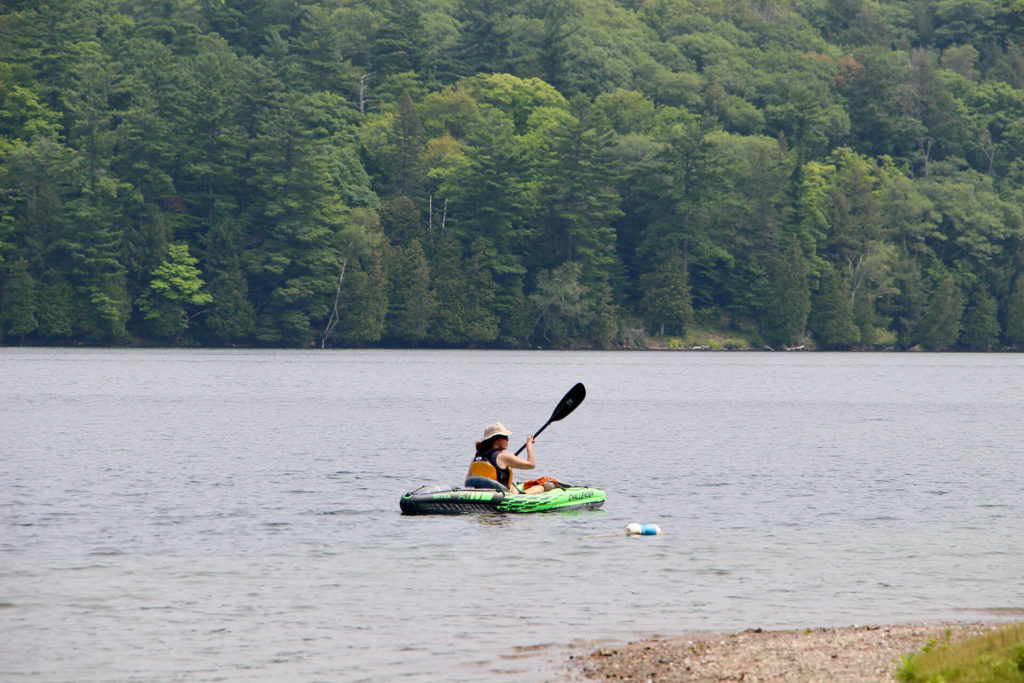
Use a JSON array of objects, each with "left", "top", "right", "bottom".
[{"left": 2, "top": 0, "right": 1024, "bottom": 350}]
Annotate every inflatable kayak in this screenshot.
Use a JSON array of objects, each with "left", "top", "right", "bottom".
[{"left": 400, "top": 483, "right": 606, "bottom": 515}]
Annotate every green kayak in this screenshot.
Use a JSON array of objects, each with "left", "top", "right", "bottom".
[{"left": 399, "top": 483, "right": 606, "bottom": 515}]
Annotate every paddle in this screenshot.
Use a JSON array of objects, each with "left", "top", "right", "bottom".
[{"left": 514, "top": 382, "right": 586, "bottom": 455}]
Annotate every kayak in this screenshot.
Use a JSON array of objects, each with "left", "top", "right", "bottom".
[{"left": 399, "top": 483, "right": 606, "bottom": 515}]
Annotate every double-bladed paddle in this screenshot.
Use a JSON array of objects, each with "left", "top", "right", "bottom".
[{"left": 514, "top": 382, "right": 586, "bottom": 455}]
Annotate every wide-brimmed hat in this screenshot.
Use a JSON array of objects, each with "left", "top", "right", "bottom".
[{"left": 481, "top": 422, "right": 512, "bottom": 440}]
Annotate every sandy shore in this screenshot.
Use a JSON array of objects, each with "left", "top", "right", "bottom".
[{"left": 572, "top": 621, "right": 1009, "bottom": 682}]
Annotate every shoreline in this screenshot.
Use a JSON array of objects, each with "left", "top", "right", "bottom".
[{"left": 570, "top": 621, "right": 1017, "bottom": 682}]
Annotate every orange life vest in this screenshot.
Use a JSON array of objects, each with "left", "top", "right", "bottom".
[{"left": 467, "top": 449, "right": 513, "bottom": 489}]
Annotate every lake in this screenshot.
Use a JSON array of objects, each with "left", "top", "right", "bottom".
[{"left": 1, "top": 349, "right": 1022, "bottom": 681}]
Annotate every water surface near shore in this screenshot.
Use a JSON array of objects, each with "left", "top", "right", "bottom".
[{"left": 2, "top": 349, "right": 1022, "bottom": 681}]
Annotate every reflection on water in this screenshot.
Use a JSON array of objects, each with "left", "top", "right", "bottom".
[{"left": 2, "top": 349, "right": 1023, "bottom": 681}]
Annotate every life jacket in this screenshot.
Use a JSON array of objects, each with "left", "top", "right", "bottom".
[{"left": 468, "top": 448, "right": 512, "bottom": 489}]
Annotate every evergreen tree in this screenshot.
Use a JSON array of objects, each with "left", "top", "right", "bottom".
[
  {"left": 385, "top": 239, "right": 435, "bottom": 344},
  {"left": 533, "top": 94, "right": 622, "bottom": 284},
  {"left": 35, "top": 272, "right": 75, "bottom": 339},
  {"left": 1, "top": 258, "right": 38, "bottom": 339},
  {"left": 430, "top": 234, "right": 498, "bottom": 345},
  {"left": 638, "top": 249, "right": 692, "bottom": 336},
  {"left": 1005, "top": 274, "right": 1024, "bottom": 348},
  {"left": 205, "top": 269, "right": 256, "bottom": 344},
  {"left": 429, "top": 231, "right": 470, "bottom": 344},
  {"left": 886, "top": 252, "right": 927, "bottom": 348},
  {"left": 810, "top": 264, "right": 859, "bottom": 349},
  {"left": 959, "top": 287, "right": 1000, "bottom": 350},
  {"left": 335, "top": 249, "right": 389, "bottom": 345},
  {"left": 852, "top": 291, "right": 883, "bottom": 346},
  {"left": 438, "top": 109, "right": 534, "bottom": 314},
  {"left": 586, "top": 277, "right": 619, "bottom": 348},
  {"left": 384, "top": 92, "right": 427, "bottom": 200},
  {"left": 462, "top": 237, "right": 500, "bottom": 344},
  {"left": 762, "top": 235, "right": 811, "bottom": 347},
  {"left": 919, "top": 277, "right": 964, "bottom": 350}
]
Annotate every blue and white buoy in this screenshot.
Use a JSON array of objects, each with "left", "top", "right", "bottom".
[{"left": 584, "top": 522, "right": 663, "bottom": 538}]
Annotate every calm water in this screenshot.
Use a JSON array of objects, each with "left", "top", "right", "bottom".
[{"left": 2, "top": 349, "right": 1023, "bottom": 681}]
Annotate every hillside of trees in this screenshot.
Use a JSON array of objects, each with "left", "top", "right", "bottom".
[{"left": 2, "top": 0, "right": 1024, "bottom": 350}]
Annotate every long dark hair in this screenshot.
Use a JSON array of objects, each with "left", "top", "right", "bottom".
[{"left": 474, "top": 437, "right": 500, "bottom": 455}]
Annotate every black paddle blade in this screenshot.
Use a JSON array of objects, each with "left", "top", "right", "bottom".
[
  {"left": 549, "top": 382, "right": 586, "bottom": 422},
  {"left": 514, "top": 383, "right": 586, "bottom": 455}
]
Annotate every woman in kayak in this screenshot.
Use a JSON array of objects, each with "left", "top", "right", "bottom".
[{"left": 466, "top": 422, "right": 556, "bottom": 494}]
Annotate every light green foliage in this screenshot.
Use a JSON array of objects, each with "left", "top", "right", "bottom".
[{"left": 136, "top": 243, "right": 212, "bottom": 341}]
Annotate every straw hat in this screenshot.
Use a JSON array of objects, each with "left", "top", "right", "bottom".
[{"left": 481, "top": 422, "right": 512, "bottom": 440}]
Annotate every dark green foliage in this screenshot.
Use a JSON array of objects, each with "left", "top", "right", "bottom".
[
  {"left": 205, "top": 269, "right": 256, "bottom": 344},
  {"left": 811, "top": 264, "right": 860, "bottom": 349},
  {"left": 639, "top": 249, "right": 693, "bottom": 337},
  {"left": 385, "top": 239, "right": 435, "bottom": 344},
  {"left": 35, "top": 271, "right": 75, "bottom": 339},
  {"left": 1, "top": 258, "right": 37, "bottom": 339},
  {"left": 763, "top": 235, "right": 812, "bottom": 347},
  {"left": 331, "top": 249, "right": 389, "bottom": 346},
  {"left": 1006, "top": 275, "right": 1024, "bottom": 348},
  {"left": 3, "top": 0, "right": 1024, "bottom": 350},
  {"left": 430, "top": 235, "right": 499, "bottom": 345},
  {"left": 959, "top": 287, "right": 1000, "bottom": 350},
  {"left": 920, "top": 277, "right": 964, "bottom": 350}
]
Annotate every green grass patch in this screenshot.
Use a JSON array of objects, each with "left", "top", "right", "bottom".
[
  {"left": 646, "top": 322, "right": 759, "bottom": 350},
  {"left": 898, "top": 623, "right": 1024, "bottom": 682}
]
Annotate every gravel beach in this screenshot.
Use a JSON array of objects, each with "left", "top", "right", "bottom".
[{"left": 573, "top": 622, "right": 1009, "bottom": 682}]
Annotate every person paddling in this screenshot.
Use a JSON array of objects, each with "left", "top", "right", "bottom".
[{"left": 466, "top": 423, "right": 555, "bottom": 494}]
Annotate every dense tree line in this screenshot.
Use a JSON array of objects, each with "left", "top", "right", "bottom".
[{"left": 2, "top": 0, "right": 1024, "bottom": 350}]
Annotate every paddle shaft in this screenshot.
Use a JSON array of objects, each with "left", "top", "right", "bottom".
[{"left": 514, "top": 383, "right": 586, "bottom": 455}]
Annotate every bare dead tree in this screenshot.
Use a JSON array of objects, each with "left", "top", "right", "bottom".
[
  {"left": 355, "top": 73, "right": 375, "bottom": 114},
  {"left": 321, "top": 247, "right": 352, "bottom": 348}
]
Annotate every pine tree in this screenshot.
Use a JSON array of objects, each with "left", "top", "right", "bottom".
[
  {"left": 205, "top": 269, "right": 256, "bottom": 344},
  {"left": 885, "top": 252, "right": 926, "bottom": 348},
  {"left": 919, "top": 277, "right": 964, "bottom": 350},
  {"left": 638, "top": 249, "right": 692, "bottom": 337},
  {"left": 959, "top": 287, "right": 999, "bottom": 350},
  {"left": 385, "top": 239, "right": 435, "bottom": 344},
  {"left": 586, "top": 278, "right": 619, "bottom": 348},
  {"left": 1, "top": 258, "right": 38, "bottom": 339},
  {"left": 762, "top": 235, "right": 811, "bottom": 347},
  {"left": 35, "top": 272, "right": 75, "bottom": 339},
  {"left": 810, "top": 264, "right": 859, "bottom": 349},
  {"left": 1005, "top": 274, "right": 1024, "bottom": 348},
  {"left": 462, "top": 238, "right": 499, "bottom": 344},
  {"left": 335, "top": 249, "right": 389, "bottom": 346}
]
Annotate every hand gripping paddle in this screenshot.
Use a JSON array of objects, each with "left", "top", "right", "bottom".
[{"left": 514, "top": 382, "right": 586, "bottom": 455}]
